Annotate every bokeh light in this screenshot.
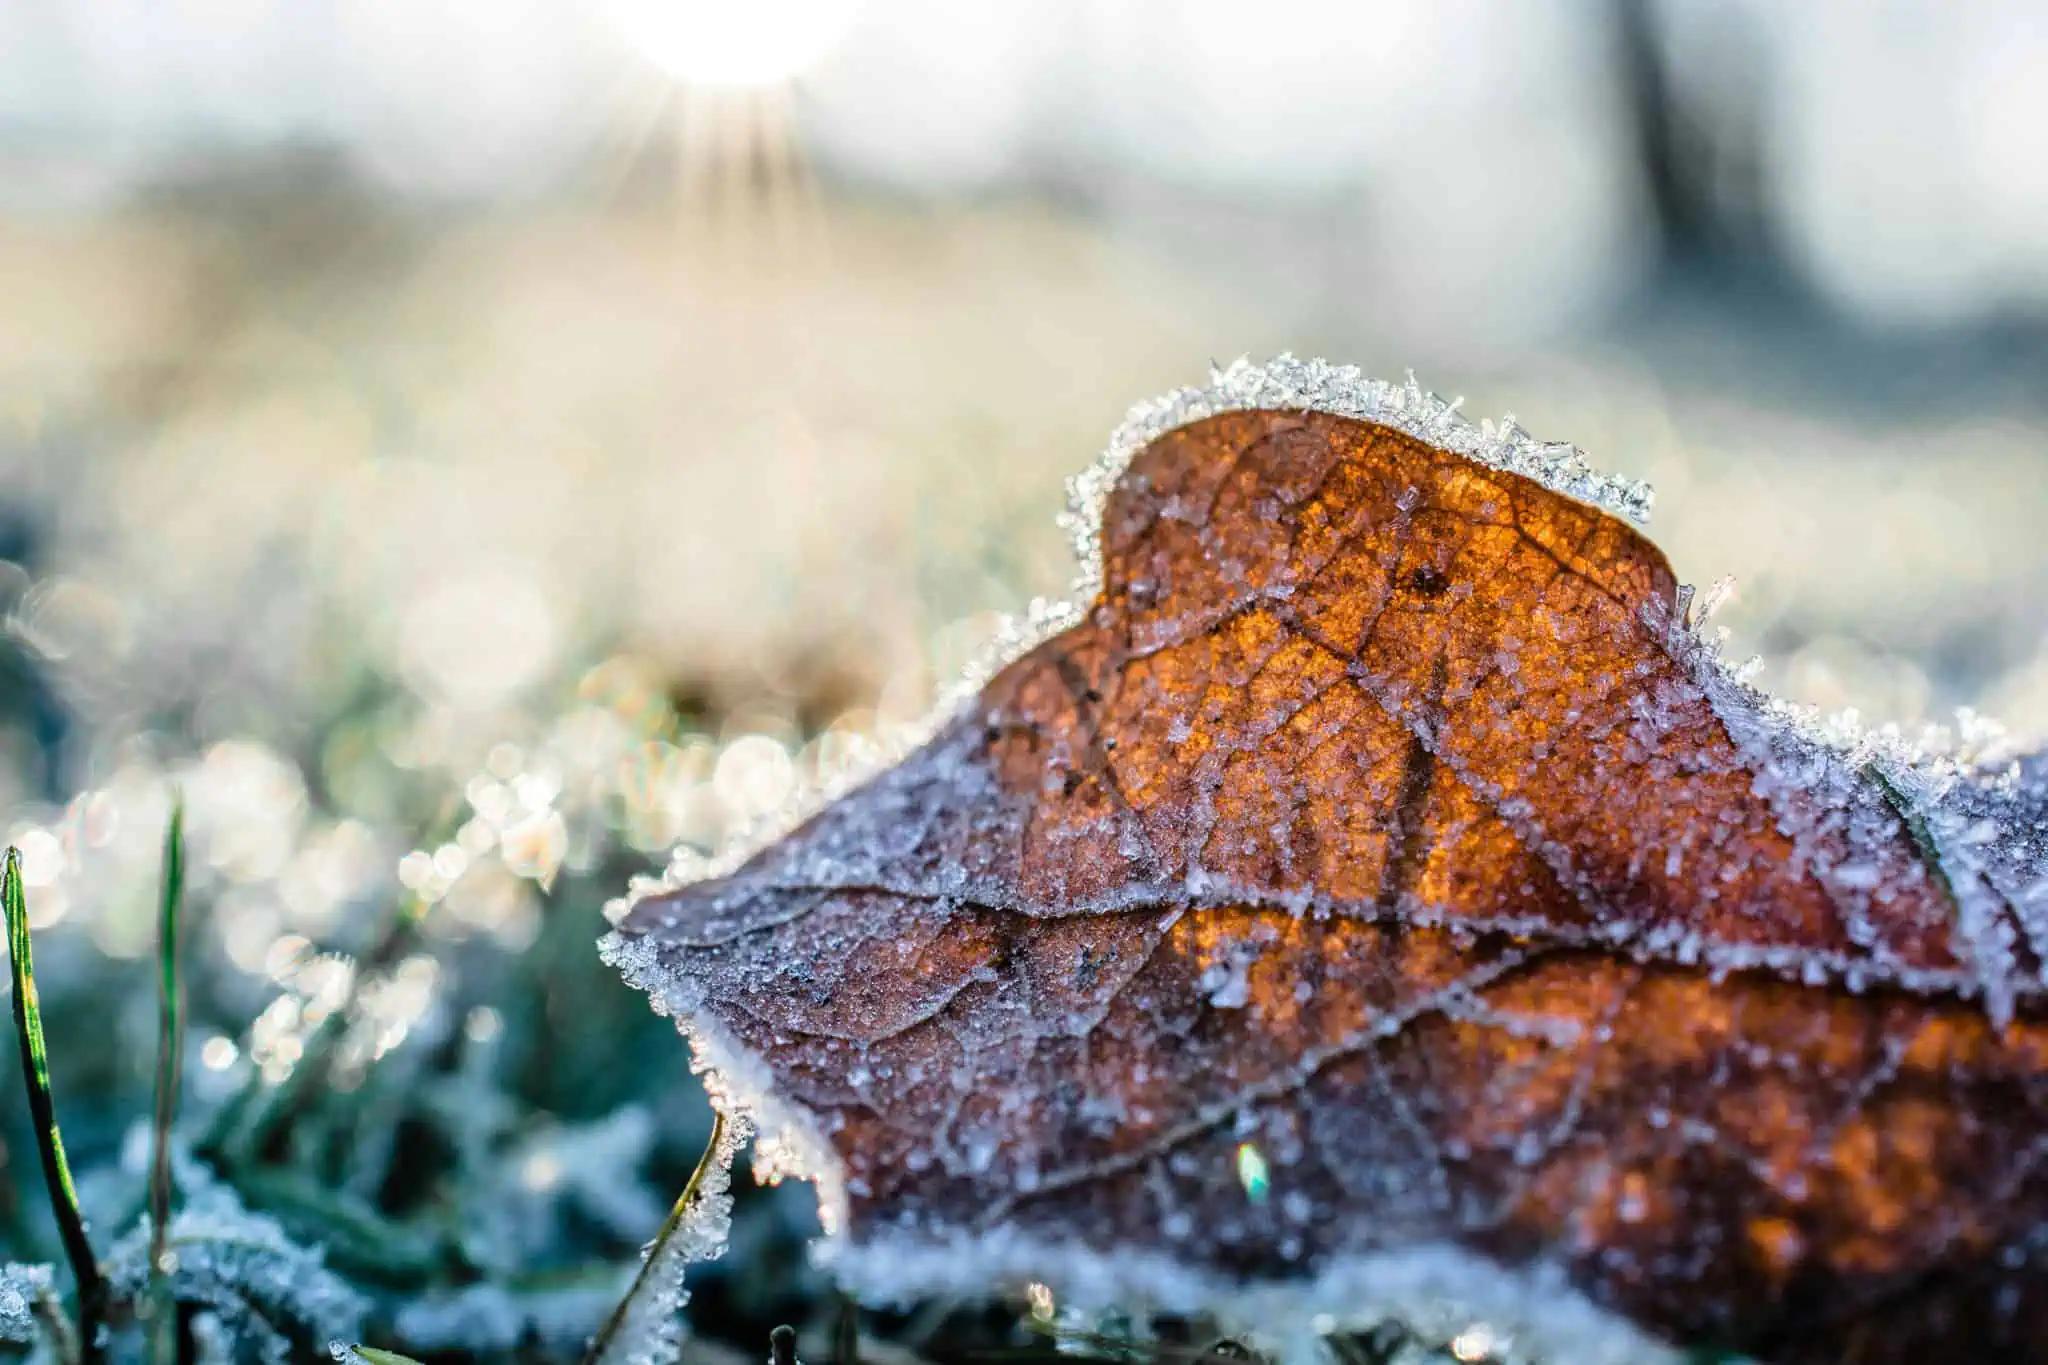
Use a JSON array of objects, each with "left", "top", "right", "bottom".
[{"left": 603, "top": 0, "right": 864, "bottom": 87}]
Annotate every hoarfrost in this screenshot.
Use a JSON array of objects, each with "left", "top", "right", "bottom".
[
  {"left": 603, "top": 356, "right": 1651, "bottom": 923},
  {"left": 587, "top": 1110, "right": 751, "bottom": 1365},
  {"left": 828, "top": 1229, "right": 1672, "bottom": 1365},
  {"left": 0, "top": 1263, "right": 51, "bottom": 1345},
  {"left": 1060, "top": 355, "right": 1655, "bottom": 608},
  {"left": 105, "top": 1157, "right": 365, "bottom": 1364}
]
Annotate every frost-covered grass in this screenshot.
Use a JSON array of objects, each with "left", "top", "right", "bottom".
[{"left": 0, "top": 196, "right": 2042, "bottom": 1364}]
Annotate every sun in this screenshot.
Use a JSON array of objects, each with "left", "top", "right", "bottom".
[{"left": 603, "top": 0, "right": 865, "bottom": 89}]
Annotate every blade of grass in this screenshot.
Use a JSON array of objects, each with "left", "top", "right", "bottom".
[
  {"left": 5, "top": 847, "right": 105, "bottom": 1364},
  {"left": 147, "top": 800, "right": 186, "bottom": 1365},
  {"left": 581, "top": 1110, "right": 727, "bottom": 1365}
]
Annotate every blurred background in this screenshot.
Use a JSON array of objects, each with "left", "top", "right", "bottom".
[{"left": 0, "top": 0, "right": 2044, "bottom": 1357}]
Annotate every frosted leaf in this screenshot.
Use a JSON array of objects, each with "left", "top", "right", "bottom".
[
  {"left": 106, "top": 1157, "right": 366, "bottom": 1365},
  {"left": 1056, "top": 357, "right": 1653, "bottom": 642},
  {"left": 607, "top": 373, "right": 2048, "bottom": 1363},
  {"left": 0, "top": 1263, "right": 52, "bottom": 1345},
  {"left": 602, "top": 358, "right": 1649, "bottom": 926}
]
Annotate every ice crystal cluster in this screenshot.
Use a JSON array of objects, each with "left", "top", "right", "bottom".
[
  {"left": 1063, "top": 354, "right": 1657, "bottom": 589},
  {"left": 589, "top": 1111, "right": 752, "bottom": 1365},
  {"left": 105, "top": 1160, "right": 365, "bottom": 1364},
  {"left": 0, "top": 1264, "right": 51, "bottom": 1345}
]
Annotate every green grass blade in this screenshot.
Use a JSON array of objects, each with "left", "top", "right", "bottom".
[
  {"left": 581, "top": 1110, "right": 727, "bottom": 1365},
  {"left": 5, "top": 846, "right": 105, "bottom": 1362},
  {"left": 147, "top": 800, "right": 186, "bottom": 1365}
]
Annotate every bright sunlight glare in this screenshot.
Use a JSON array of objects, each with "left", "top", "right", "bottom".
[{"left": 605, "top": 0, "right": 865, "bottom": 88}]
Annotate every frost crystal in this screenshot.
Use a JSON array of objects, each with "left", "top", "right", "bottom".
[
  {"left": 476, "top": 1107, "right": 668, "bottom": 1263},
  {"left": 588, "top": 1111, "right": 752, "bottom": 1365},
  {"left": 106, "top": 1159, "right": 365, "bottom": 1364},
  {"left": 1062, "top": 355, "right": 1654, "bottom": 605},
  {"left": 0, "top": 1264, "right": 51, "bottom": 1345}
]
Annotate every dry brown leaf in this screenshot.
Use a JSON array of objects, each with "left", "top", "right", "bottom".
[{"left": 606, "top": 361, "right": 2048, "bottom": 1364}]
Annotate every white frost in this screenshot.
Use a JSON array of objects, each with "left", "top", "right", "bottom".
[
  {"left": 394, "top": 1280, "right": 624, "bottom": 1357},
  {"left": 105, "top": 1158, "right": 365, "bottom": 1365},
  {"left": 1061, "top": 355, "right": 1655, "bottom": 610},
  {"left": 0, "top": 1263, "right": 51, "bottom": 1346},
  {"left": 828, "top": 1228, "right": 1678, "bottom": 1365}
]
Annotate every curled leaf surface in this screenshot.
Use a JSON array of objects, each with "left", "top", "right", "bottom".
[{"left": 607, "top": 361, "right": 2048, "bottom": 1364}]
